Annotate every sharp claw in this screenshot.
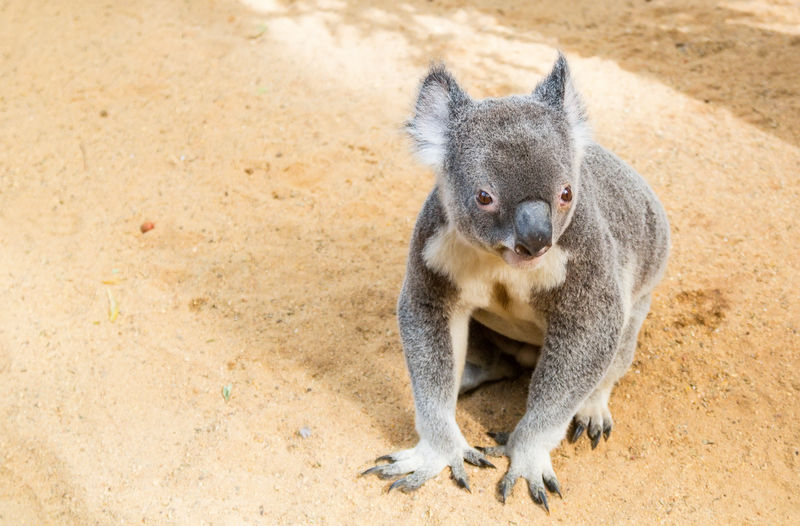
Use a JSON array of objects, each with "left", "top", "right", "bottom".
[
  {"left": 360, "top": 466, "right": 382, "bottom": 477},
  {"left": 570, "top": 422, "right": 585, "bottom": 443},
  {"left": 530, "top": 486, "right": 550, "bottom": 514},
  {"left": 543, "top": 476, "right": 562, "bottom": 498},
  {"left": 590, "top": 431, "right": 601, "bottom": 450},
  {"left": 388, "top": 478, "right": 407, "bottom": 493},
  {"left": 455, "top": 476, "right": 471, "bottom": 493},
  {"left": 539, "top": 489, "right": 550, "bottom": 514},
  {"left": 603, "top": 423, "right": 612, "bottom": 441},
  {"left": 375, "top": 454, "right": 394, "bottom": 463},
  {"left": 478, "top": 457, "right": 496, "bottom": 469},
  {"left": 465, "top": 450, "right": 490, "bottom": 467},
  {"left": 487, "top": 431, "right": 509, "bottom": 445},
  {"left": 498, "top": 478, "right": 511, "bottom": 503}
]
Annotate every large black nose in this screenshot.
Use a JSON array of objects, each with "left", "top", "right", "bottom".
[{"left": 513, "top": 200, "right": 552, "bottom": 257}]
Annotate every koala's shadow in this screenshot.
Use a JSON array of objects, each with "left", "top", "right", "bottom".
[
  {"left": 248, "top": 0, "right": 800, "bottom": 147},
  {"left": 457, "top": 374, "right": 532, "bottom": 440},
  {"left": 294, "top": 280, "right": 531, "bottom": 447}
]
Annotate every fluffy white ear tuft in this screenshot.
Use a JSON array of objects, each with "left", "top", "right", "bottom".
[
  {"left": 533, "top": 52, "right": 591, "bottom": 155},
  {"left": 406, "top": 65, "right": 469, "bottom": 169}
]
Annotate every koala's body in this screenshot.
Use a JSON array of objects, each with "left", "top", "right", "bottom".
[{"left": 364, "top": 54, "right": 670, "bottom": 511}]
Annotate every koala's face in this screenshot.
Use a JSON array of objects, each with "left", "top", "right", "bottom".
[
  {"left": 441, "top": 99, "right": 580, "bottom": 268},
  {"left": 407, "top": 55, "right": 588, "bottom": 269}
]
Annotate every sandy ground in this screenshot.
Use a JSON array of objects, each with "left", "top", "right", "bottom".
[{"left": 1, "top": 0, "right": 799, "bottom": 524}]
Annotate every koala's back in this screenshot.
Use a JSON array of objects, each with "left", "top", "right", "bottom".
[{"left": 577, "top": 143, "right": 670, "bottom": 298}]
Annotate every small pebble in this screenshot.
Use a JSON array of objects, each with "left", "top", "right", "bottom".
[
  {"left": 140, "top": 221, "right": 155, "bottom": 233},
  {"left": 299, "top": 426, "right": 311, "bottom": 438}
]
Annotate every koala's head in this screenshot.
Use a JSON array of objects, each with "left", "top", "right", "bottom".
[{"left": 407, "top": 53, "right": 590, "bottom": 269}]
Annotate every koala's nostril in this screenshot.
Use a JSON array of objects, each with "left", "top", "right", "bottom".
[{"left": 514, "top": 244, "right": 532, "bottom": 257}]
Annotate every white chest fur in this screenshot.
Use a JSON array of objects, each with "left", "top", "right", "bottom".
[{"left": 422, "top": 227, "right": 570, "bottom": 345}]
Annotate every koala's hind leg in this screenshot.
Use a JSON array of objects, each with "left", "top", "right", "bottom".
[
  {"left": 570, "top": 294, "right": 652, "bottom": 448},
  {"left": 459, "top": 320, "right": 526, "bottom": 394}
]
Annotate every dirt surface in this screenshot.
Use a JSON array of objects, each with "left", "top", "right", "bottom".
[{"left": 1, "top": 0, "right": 799, "bottom": 524}]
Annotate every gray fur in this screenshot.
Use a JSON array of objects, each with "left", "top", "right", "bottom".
[{"left": 364, "top": 53, "right": 670, "bottom": 508}]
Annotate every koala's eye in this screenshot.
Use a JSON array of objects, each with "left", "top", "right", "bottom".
[
  {"left": 476, "top": 190, "right": 493, "bottom": 206},
  {"left": 560, "top": 185, "right": 573, "bottom": 203}
]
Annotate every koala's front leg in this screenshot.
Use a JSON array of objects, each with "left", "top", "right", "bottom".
[
  {"left": 363, "top": 278, "right": 493, "bottom": 492},
  {"left": 487, "top": 297, "right": 623, "bottom": 511}
]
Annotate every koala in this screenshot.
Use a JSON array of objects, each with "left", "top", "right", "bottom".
[{"left": 363, "top": 53, "right": 670, "bottom": 512}]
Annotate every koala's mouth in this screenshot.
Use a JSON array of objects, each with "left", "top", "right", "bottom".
[{"left": 499, "top": 245, "right": 550, "bottom": 269}]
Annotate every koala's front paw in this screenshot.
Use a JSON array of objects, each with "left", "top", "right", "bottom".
[
  {"left": 480, "top": 432, "right": 562, "bottom": 513},
  {"left": 570, "top": 394, "right": 613, "bottom": 449},
  {"left": 361, "top": 439, "right": 494, "bottom": 493}
]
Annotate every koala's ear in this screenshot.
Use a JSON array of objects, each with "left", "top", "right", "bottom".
[
  {"left": 406, "top": 64, "right": 470, "bottom": 169},
  {"left": 533, "top": 52, "right": 590, "bottom": 150}
]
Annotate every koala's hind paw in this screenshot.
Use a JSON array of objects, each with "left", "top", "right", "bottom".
[
  {"left": 570, "top": 396, "right": 613, "bottom": 449},
  {"left": 361, "top": 440, "right": 494, "bottom": 493}
]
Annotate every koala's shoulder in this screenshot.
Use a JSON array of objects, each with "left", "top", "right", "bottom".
[{"left": 409, "top": 188, "right": 448, "bottom": 250}]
